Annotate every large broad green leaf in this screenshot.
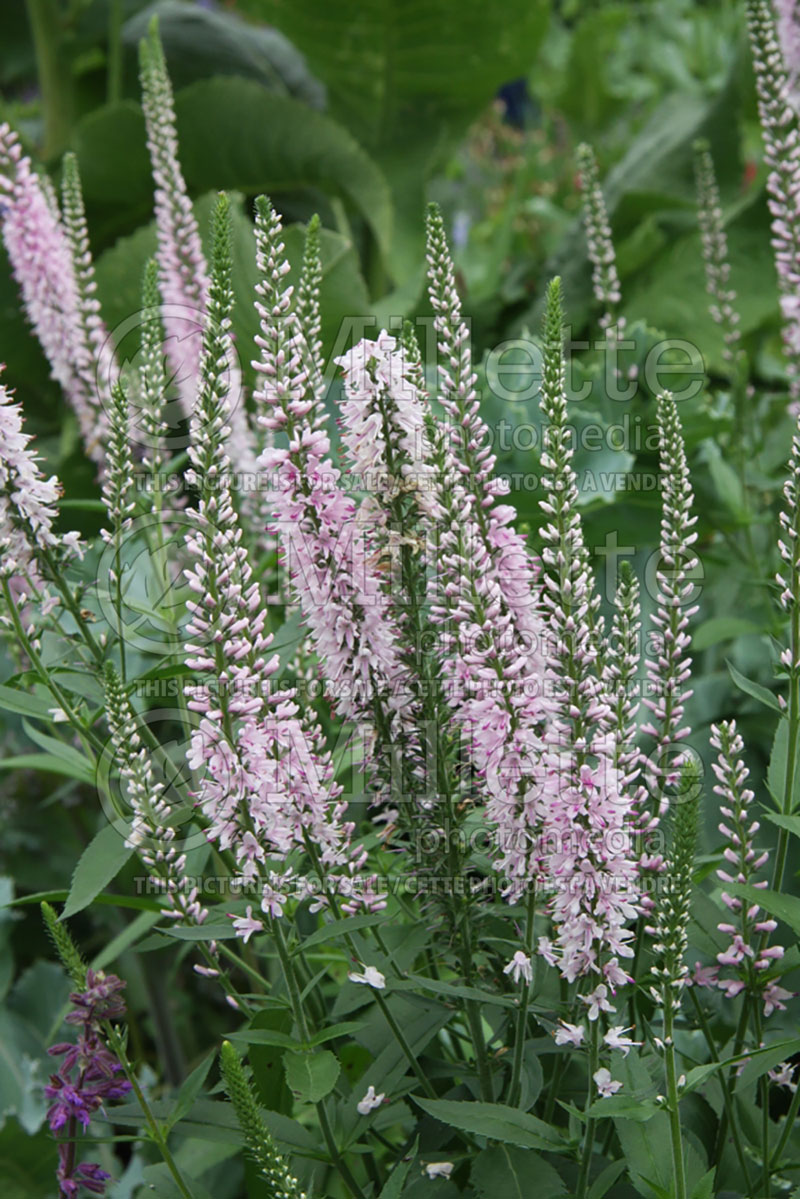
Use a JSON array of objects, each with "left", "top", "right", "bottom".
[
  {"left": 243, "top": 0, "right": 549, "bottom": 157},
  {"left": 471, "top": 1145, "right": 566, "bottom": 1198},
  {"left": 71, "top": 78, "right": 392, "bottom": 260},
  {"left": 0, "top": 1121, "right": 58, "bottom": 1199},
  {"left": 122, "top": 0, "right": 325, "bottom": 107},
  {"left": 414, "top": 1098, "right": 565, "bottom": 1151},
  {"left": 244, "top": 0, "right": 547, "bottom": 279}
]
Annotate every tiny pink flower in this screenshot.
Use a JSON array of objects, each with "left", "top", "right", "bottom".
[
  {"left": 348, "top": 965, "right": 386, "bottom": 990},
  {"left": 554, "top": 1021, "right": 585, "bottom": 1047},
  {"left": 581, "top": 984, "right": 616, "bottom": 1022},
  {"left": 425, "top": 1163, "right": 454, "bottom": 1179},
  {"left": 231, "top": 906, "right": 263, "bottom": 944},
  {"left": 603, "top": 1026, "right": 641, "bottom": 1057},
  {"left": 593, "top": 1067, "right": 623, "bottom": 1098},
  {"left": 356, "top": 1085, "right": 385, "bottom": 1115},
  {"left": 503, "top": 951, "right": 533, "bottom": 986}
]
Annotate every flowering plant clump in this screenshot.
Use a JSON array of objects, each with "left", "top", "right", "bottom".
[{"left": 1, "top": 7, "right": 800, "bottom": 1199}]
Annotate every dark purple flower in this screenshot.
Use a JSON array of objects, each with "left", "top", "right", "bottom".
[{"left": 47, "top": 971, "right": 132, "bottom": 1198}]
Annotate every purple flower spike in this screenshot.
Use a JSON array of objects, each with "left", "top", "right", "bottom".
[{"left": 47, "top": 970, "right": 132, "bottom": 1198}]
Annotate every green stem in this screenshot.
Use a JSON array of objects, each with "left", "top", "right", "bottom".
[
  {"left": 663, "top": 1000, "right": 687, "bottom": 1199},
  {"left": 25, "top": 0, "right": 74, "bottom": 159},
  {"left": 508, "top": 888, "right": 536, "bottom": 1107},
  {"left": 272, "top": 922, "right": 367, "bottom": 1199},
  {"left": 1, "top": 579, "right": 102, "bottom": 759},
  {"left": 575, "top": 1019, "right": 599, "bottom": 1199},
  {"left": 771, "top": 1074, "right": 800, "bottom": 1169},
  {"left": 687, "top": 988, "right": 752, "bottom": 1191},
  {"left": 102, "top": 1021, "right": 193, "bottom": 1199},
  {"left": 300, "top": 834, "right": 438, "bottom": 1101},
  {"left": 107, "top": 0, "right": 123, "bottom": 103}
]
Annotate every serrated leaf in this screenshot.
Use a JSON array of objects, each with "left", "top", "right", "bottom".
[
  {"left": 298, "top": 912, "right": 389, "bottom": 952},
  {"left": 62, "top": 823, "right": 134, "bottom": 919},
  {"left": 21, "top": 719, "right": 95, "bottom": 783},
  {"left": 284, "top": 1050, "right": 340, "bottom": 1103},
  {"left": 726, "top": 662, "right": 781, "bottom": 712},
  {"left": 378, "top": 1140, "right": 418, "bottom": 1199},
  {"left": 162, "top": 923, "right": 240, "bottom": 941},
  {"left": 471, "top": 1144, "right": 565, "bottom": 1198},
  {"left": 767, "top": 718, "right": 800, "bottom": 811},
  {"left": 414, "top": 1098, "right": 566, "bottom": 1151}
]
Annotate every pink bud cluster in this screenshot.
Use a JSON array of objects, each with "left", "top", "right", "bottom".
[
  {"left": 747, "top": 0, "right": 800, "bottom": 399},
  {"left": 139, "top": 29, "right": 209, "bottom": 415},
  {"left": 641, "top": 393, "right": 698, "bottom": 819},
  {"left": 710, "top": 720, "right": 790, "bottom": 1015},
  {"left": 576, "top": 143, "right": 623, "bottom": 334}
]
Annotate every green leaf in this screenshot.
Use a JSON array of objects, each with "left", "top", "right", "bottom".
[
  {"left": 123, "top": 1, "right": 325, "bottom": 106},
  {"left": 707, "top": 450, "right": 746, "bottom": 519},
  {"left": 588, "top": 1160, "right": 627, "bottom": 1199},
  {"left": 232, "top": 1020, "right": 364, "bottom": 1051},
  {"left": 727, "top": 882, "right": 800, "bottom": 934},
  {"left": 763, "top": 811, "right": 800, "bottom": 839},
  {"left": 162, "top": 923, "right": 240, "bottom": 941},
  {"left": 0, "top": 754, "right": 92, "bottom": 782},
  {"left": 690, "top": 1170, "right": 716, "bottom": 1199},
  {"left": 726, "top": 662, "right": 781, "bottom": 712},
  {"left": 586, "top": 1094, "right": 658, "bottom": 1121},
  {"left": 414, "top": 1098, "right": 566, "bottom": 1151},
  {"left": 378, "top": 1140, "right": 418, "bottom": 1199},
  {"left": 174, "top": 79, "right": 392, "bottom": 262},
  {"left": 284, "top": 1050, "right": 340, "bottom": 1103},
  {"left": 140, "top": 1164, "right": 215, "bottom": 1199},
  {"left": 0, "top": 685, "right": 52, "bottom": 720},
  {"left": 62, "top": 823, "right": 134, "bottom": 919},
  {"left": 167, "top": 1050, "right": 217, "bottom": 1132},
  {"left": 693, "top": 618, "right": 761, "bottom": 651},
  {"left": 91, "top": 909, "right": 163, "bottom": 970},
  {"left": 471, "top": 1145, "right": 566, "bottom": 1198},
  {"left": 682, "top": 1039, "right": 800, "bottom": 1097},
  {"left": 298, "top": 912, "right": 390, "bottom": 951},
  {"left": 614, "top": 1111, "right": 674, "bottom": 1199},
  {"left": 392, "top": 974, "right": 517, "bottom": 1009},
  {"left": 21, "top": 720, "right": 95, "bottom": 784},
  {"left": 0, "top": 1120, "right": 58, "bottom": 1197},
  {"left": 767, "top": 718, "right": 800, "bottom": 810},
  {"left": 247, "top": 0, "right": 549, "bottom": 158}
]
